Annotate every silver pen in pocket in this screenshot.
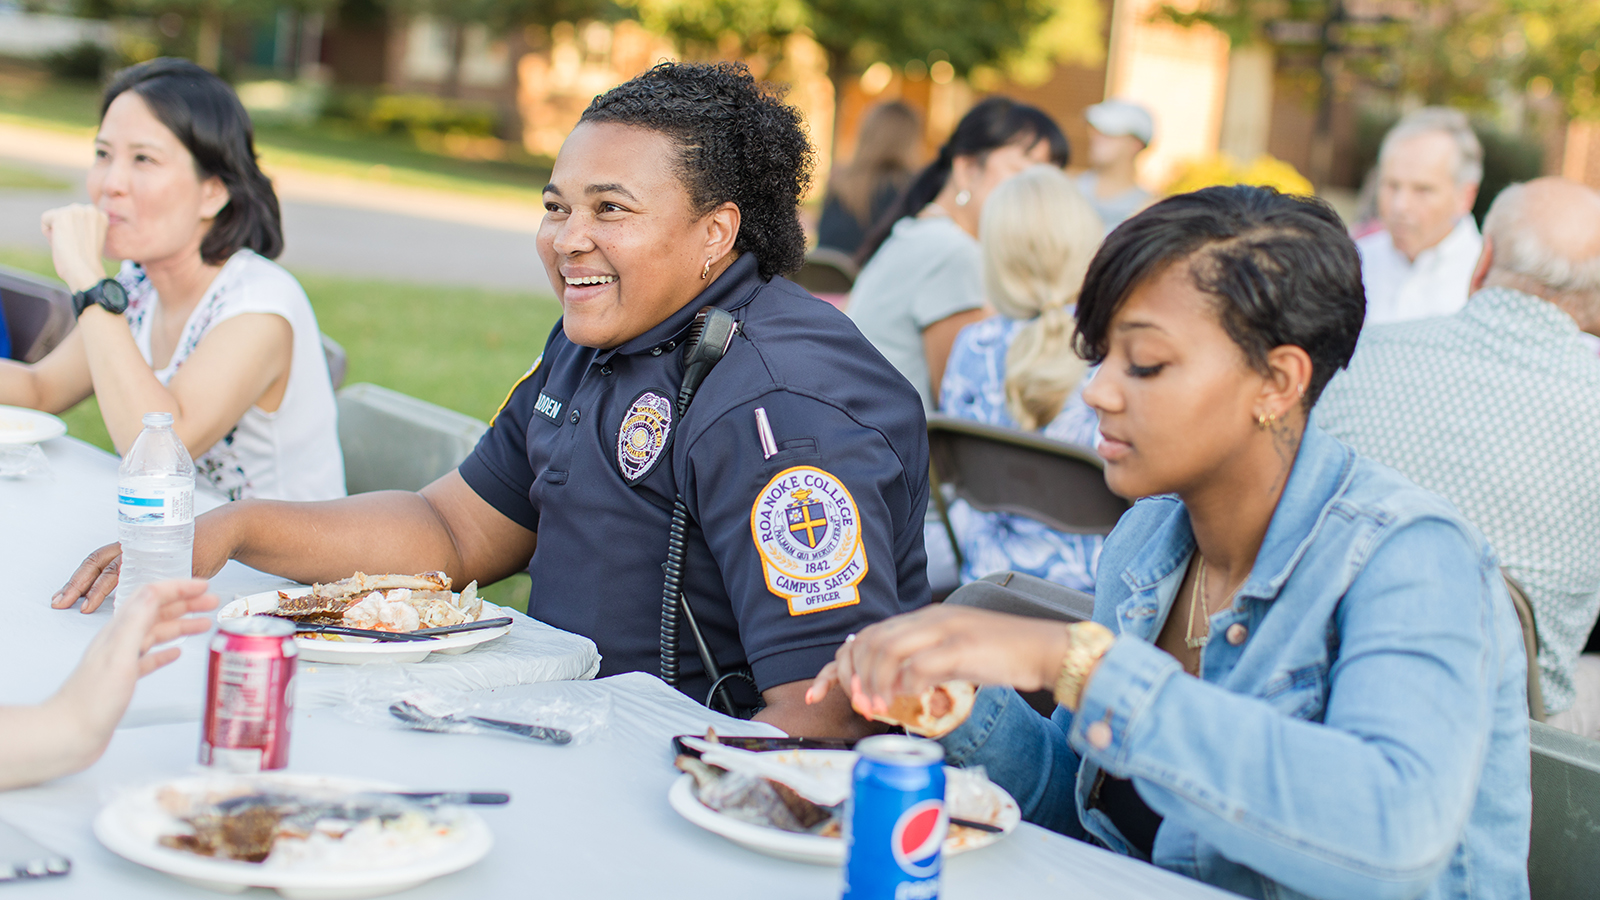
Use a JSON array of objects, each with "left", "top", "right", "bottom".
[{"left": 754, "top": 407, "right": 778, "bottom": 459}]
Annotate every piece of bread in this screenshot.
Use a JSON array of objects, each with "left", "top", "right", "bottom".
[{"left": 860, "top": 681, "right": 977, "bottom": 737}]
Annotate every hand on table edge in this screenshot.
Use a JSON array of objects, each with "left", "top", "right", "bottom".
[
  {"left": 0, "top": 580, "right": 217, "bottom": 791},
  {"left": 53, "top": 504, "right": 239, "bottom": 613},
  {"left": 803, "top": 606, "right": 1117, "bottom": 734}
]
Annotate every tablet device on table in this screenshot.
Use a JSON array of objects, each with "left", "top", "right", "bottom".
[{"left": 0, "top": 818, "right": 70, "bottom": 882}]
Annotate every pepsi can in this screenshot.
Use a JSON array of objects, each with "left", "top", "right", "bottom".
[{"left": 842, "top": 734, "right": 947, "bottom": 900}]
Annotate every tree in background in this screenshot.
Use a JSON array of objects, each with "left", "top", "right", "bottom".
[
  {"left": 386, "top": 0, "right": 622, "bottom": 99},
  {"left": 1158, "top": 0, "right": 1599, "bottom": 118},
  {"left": 622, "top": 0, "right": 1093, "bottom": 154},
  {"left": 95, "top": 0, "right": 335, "bottom": 72}
]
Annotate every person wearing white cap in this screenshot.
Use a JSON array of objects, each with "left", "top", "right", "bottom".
[{"left": 1078, "top": 99, "right": 1155, "bottom": 232}]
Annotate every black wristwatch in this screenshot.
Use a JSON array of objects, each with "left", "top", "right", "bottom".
[{"left": 72, "top": 278, "right": 130, "bottom": 318}]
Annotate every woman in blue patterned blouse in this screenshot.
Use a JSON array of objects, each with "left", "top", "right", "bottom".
[{"left": 939, "top": 165, "right": 1106, "bottom": 589}]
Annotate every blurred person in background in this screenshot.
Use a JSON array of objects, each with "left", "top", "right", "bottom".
[
  {"left": 816, "top": 101, "right": 922, "bottom": 256},
  {"left": 810, "top": 185, "right": 1531, "bottom": 900},
  {"left": 939, "top": 166, "right": 1105, "bottom": 590},
  {"left": 1357, "top": 107, "right": 1483, "bottom": 325},
  {"left": 1318, "top": 177, "right": 1600, "bottom": 734},
  {"left": 0, "top": 58, "right": 344, "bottom": 502},
  {"left": 0, "top": 580, "right": 215, "bottom": 791},
  {"left": 1077, "top": 99, "right": 1154, "bottom": 232},
  {"left": 848, "top": 97, "right": 1070, "bottom": 411}
]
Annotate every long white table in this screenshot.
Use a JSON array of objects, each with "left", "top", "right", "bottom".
[
  {"left": 0, "top": 437, "right": 598, "bottom": 725},
  {"left": 2, "top": 436, "right": 1232, "bottom": 898},
  {"left": 0, "top": 674, "right": 1232, "bottom": 899}
]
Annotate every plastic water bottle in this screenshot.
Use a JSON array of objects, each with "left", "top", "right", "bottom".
[{"left": 116, "top": 412, "right": 195, "bottom": 610}]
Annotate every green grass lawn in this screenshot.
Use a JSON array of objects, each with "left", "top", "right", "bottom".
[
  {"left": 0, "top": 247, "right": 561, "bottom": 453},
  {"left": 0, "top": 62, "right": 551, "bottom": 204},
  {"left": 0, "top": 162, "right": 71, "bottom": 191}
]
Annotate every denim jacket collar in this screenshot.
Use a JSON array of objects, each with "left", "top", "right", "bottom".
[{"left": 1118, "top": 422, "right": 1357, "bottom": 609}]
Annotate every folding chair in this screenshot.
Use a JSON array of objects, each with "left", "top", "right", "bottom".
[
  {"left": 321, "top": 333, "right": 349, "bottom": 391},
  {"left": 792, "top": 247, "right": 859, "bottom": 294},
  {"left": 1529, "top": 720, "right": 1600, "bottom": 899},
  {"left": 1505, "top": 572, "right": 1546, "bottom": 722},
  {"left": 944, "top": 571, "right": 1094, "bottom": 716},
  {"left": 336, "top": 383, "right": 488, "bottom": 494},
  {"left": 926, "top": 413, "right": 1130, "bottom": 574},
  {"left": 792, "top": 248, "right": 859, "bottom": 309},
  {"left": 0, "top": 264, "right": 74, "bottom": 363}
]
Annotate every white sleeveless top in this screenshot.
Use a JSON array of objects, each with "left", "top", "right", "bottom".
[{"left": 117, "top": 250, "right": 346, "bottom": 501}]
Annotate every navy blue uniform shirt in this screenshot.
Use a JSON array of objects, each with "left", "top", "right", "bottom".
[{"left": 460, "top": 253, "right": 932, "bottom": 700}]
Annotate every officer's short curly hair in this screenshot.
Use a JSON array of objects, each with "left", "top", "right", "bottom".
[{"left": 581, "top": 61, "right": 812, "bottom": 279}]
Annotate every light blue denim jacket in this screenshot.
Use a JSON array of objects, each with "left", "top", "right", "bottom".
[{"left": 940, "top": 423, "right": 1531, "bottom": 900}]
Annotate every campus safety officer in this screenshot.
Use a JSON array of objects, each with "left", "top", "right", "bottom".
[
  {"left": 468, "top": 247, "right": 932, "bottom": 711},
  {"left": 53, "top": 61, "right": 932, "bottom": 739}
]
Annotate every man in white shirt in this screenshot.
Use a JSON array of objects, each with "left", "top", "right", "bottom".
[{"left": 1356, "top": 107, "right": 1484, "bottom": 325}]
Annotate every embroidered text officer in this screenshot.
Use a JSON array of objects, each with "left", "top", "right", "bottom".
[{"left": 57, "top": 62, "right": 934, "bottom": 738}]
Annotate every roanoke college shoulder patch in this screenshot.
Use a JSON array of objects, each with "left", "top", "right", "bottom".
[
  {"left": 750, "top": 466, "right": 868, "bottom": 616},
  {"left": 617, "top": 389, "right": 673, "bottom": 484}
]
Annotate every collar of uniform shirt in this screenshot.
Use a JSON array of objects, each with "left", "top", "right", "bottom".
[{"left": 596, "top": 252, "right": 764, "bottom": 362}]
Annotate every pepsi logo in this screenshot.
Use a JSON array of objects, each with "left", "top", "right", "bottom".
[{"left": 890, "top": 799, "right": 947, "bottom": 876}]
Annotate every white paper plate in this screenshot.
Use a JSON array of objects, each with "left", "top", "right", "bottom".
[
  {"left": 218, "top": 588, "right": 512, "bottom": 665},
  {"left": 0, "top": 404, "right": 66, "bottom": 444},
  {"left": 667, "top": 749, "right": 1020, "bottom": 865},
  {"left": 94, "top": 772, "right": 492, "bottom": 899}
]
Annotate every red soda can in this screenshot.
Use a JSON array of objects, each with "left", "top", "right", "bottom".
[{"left": 200, "top": 617, "right": 297, "bottom": 771}]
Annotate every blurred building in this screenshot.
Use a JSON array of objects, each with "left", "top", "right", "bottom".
[{"left": 155, "top": 0, "right": 1585, "bottom": 199}]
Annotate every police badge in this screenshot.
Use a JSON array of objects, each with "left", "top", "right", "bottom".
[
  {"left": 750, "top": 466, "right": 868, "bottom": 615},
  {"left": 617, "top": 390, "right": 673, "bottom": 484}
]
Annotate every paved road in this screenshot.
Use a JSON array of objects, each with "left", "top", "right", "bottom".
[{"left": 0, "top": 157, "right": 551, "bottom": 292}]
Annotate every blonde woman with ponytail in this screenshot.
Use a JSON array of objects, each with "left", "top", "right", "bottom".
[{"left": 939, "top": 165, "right": 1106, "bottom": 588}]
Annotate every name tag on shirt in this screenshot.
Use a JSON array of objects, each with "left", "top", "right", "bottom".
[{"left": 534, "top": 391, "right": 566, "bottom": 424}]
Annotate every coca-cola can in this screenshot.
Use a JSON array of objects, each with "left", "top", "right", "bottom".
[{"left": 200, "top": 616, "right": 297, "bottom": 772}]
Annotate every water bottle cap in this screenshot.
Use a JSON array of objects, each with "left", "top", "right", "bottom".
[{"left": 142, "top": 412, "right": 175, "bottom": 427}]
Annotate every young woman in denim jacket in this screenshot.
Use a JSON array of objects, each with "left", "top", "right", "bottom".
[{"left": 808, "top": 186, "right": 1531, "bottom": 900}]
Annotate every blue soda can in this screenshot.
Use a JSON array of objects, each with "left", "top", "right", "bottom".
[{"left": 842, "top": 734, "right": 948, "bottom": 900}]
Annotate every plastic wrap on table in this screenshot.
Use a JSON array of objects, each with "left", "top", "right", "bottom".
[
  {"left": 0, "top": 443, "right": 52, "bottom": 478},
  {"left": 342, "top": 677, "right": 613, "bottom": 746},
  {"left": 291, "top": 608, "right": 601, "bottom": 711}
]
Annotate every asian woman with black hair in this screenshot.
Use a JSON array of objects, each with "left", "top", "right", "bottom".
[
  {"left": 0, "top": 57, "right": 343, "bottom": 503},
  {"left": 846, "top": 97, "right": 1070, "bottom": 411}
]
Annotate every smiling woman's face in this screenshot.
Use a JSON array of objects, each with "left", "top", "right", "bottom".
[
  {"left": 539, "top": 122, "right": 728, "bottom": 349},
  {"left": 1081, "top": 261, "right": 1268, "bottom": 500}
]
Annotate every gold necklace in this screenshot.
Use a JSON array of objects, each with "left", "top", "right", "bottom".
[{"left": 1185, "top": 555, "right": 1211, "bottom": 649}]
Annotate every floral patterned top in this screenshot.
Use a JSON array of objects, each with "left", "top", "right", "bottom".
[
  {"left": 939, "top": 315, "right": 1102, "bottom": 591},
  {"left": 117, "top": 250, "right": 345, "bottom": 501}
]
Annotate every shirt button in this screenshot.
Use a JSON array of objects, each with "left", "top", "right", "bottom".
[
  {"left": 651, "top": 347, "right": 663, "bottom": 356},
  {"left": 1226, "top": 623, "right": 1248, "bottom": 646},
  {"left": 569, "top": 409, "right": 580, "bottom": 424},
  {"left": 1086, "top": 721, "right": 1113, "bottom": 750},
  {"left": 600, "top": 365, "right": 612, "bottom": 376}
]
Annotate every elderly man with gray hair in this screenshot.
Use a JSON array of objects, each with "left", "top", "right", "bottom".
[
  {"left": 1317, "top": 177, "right": 1600, "bottom": 733},
  {"left": 1357, "top": 107, "right": 1485, "bottom": 324}
]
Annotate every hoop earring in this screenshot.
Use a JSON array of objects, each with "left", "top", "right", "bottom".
[
  {"left": 954, "top": 189, "right": 972, "bottom": 207},
  {"left": 701, "top": 258, "right": 712, "bottom": 280}
]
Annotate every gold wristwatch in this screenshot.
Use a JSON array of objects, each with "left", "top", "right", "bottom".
[{"left": 1052, "top": 622, "right": 1116, "bottom": 712}]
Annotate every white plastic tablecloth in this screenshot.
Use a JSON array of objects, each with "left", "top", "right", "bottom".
[
  {"left": 0, "top": 674, "right": 1233, "bottom": 899},
  {"left": 0, "top": 437, "right": 599, "bottom": 726}
]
